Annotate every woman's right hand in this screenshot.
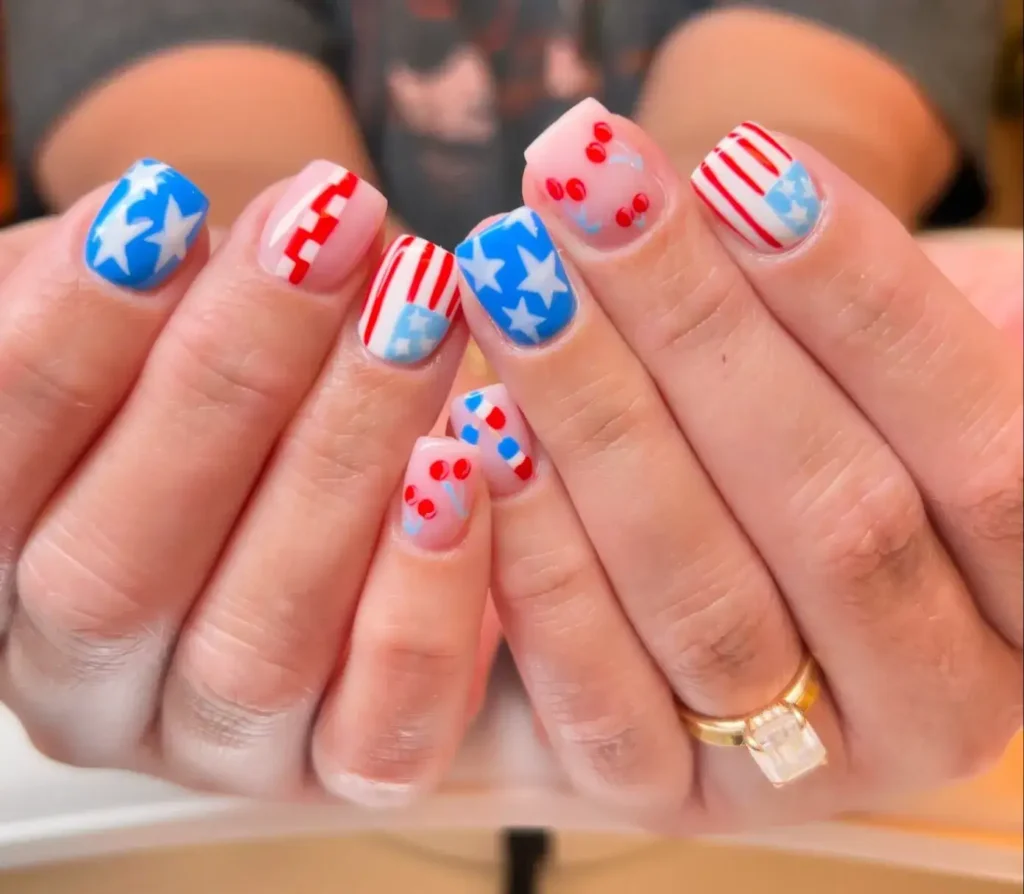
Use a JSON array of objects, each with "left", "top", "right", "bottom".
[{"left": 0, "top": 159, "right": 491, "bottom": 804}]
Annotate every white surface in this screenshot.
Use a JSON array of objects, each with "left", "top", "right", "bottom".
[{"left": 1, "top": 655, "right": 1021, "bottom": 881}]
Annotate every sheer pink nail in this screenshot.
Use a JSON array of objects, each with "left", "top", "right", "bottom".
[
  {"left": 401, "top": 437, "right": 480, "bottom": 550},
  {"left": 524, "top": 98, "right": 667, "bottom": 251}
]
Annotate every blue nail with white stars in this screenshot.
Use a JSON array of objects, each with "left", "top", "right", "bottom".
[
  {"left": 455, "top": 206, "right": 576, "bottom": 346},
  {"left": 85, "top": 159, "right": 209, "bottom": 291}
]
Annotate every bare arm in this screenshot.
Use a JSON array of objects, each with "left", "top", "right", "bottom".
[
  {"left": 636, "top": 5, "right": 982, "bottom": 224},
  {"left": 36, "top": 44, "right": 387, "bottom": 230}
]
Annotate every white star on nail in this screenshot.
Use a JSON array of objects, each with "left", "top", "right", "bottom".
[
  {"left": 145, "top": 196, "right": 204, "bottom": 272},
  {"left": 516, "top": 246, "right": 567, "bottom": 309},
  {"left": 786, "top": 203, "right": 809, "bottom": 225},
  {"left": 459, "top": 238, "right": 505, "bottom": 293},
  {"left": 408, "top": 310, "right": 430, "bottom": 333},
  {"left": 779, "top": 178, "right": 797, "bottom": 197},
  {"left": 503, "top": 206, "right": 540, "bottom": 237},
  {"left": 502, "top": 297, "right": 546, "bottom": 343},
  {"left": 393, "top": 337, "right": 412, "bottom": 356},
  {"left": 92, "top": 201, "right": 152, "bottom": 275},
  {"left": 123, "top": 160, "right": 170, "bottom": 199},
  {"left": 800, "top": 176, "right": 813, "bottom": 195}
]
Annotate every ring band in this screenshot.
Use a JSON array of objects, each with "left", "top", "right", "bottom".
[{"left": 679, "top": 656, "right": 827, "bottom": 787}]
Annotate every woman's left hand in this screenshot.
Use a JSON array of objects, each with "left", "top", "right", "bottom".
[{"left": 451, "top": 99, "right": 1022, "bottom": 829}]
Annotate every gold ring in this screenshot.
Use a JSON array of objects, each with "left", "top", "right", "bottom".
[{"left": 679, "top": 656, "right": 827, "bottom": 787}]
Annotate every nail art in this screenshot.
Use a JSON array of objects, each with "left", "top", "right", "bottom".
[
  {"left": 401, "top": 438, "right": 479, "bottom": 550},
  {"left": 451, "top": 385, "right": 534, "bottom": 496},
  {"left": 524, "top": 97, "right": 666, "bottom": 251},
  {"left": 359, "top": 236, "right": 460, "bottom": 364},
  {"left": 691, "top": 122, "right": 822, "bottom": 252},
  {"left": 85, "top": 159, "right": 208, "bottom": 290},
  {"left": 259, "top": 160, "right": 387, "bottom": 291},
  {"left": 454, "top": 207, "right": 576, "bottom": 346}
]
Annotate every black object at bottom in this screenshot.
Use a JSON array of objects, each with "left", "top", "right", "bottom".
[{"left": 502, "top": 828, "right": 552, "bottom": 894}]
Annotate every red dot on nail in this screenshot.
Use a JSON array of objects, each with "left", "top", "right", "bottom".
[
  {"left": 404, "top": 485, "right": 418, "bottom": 504},
  {"left": 633, "top": 192, "right": 650, "bottom": 213},
  {"left": 585, "top": 142, "right": 607, "bottom": 164},
  {"left": 546, "top": 178, "right": 564, "bottom": 201},
  {"left": 615, "top": 208, "right": 633, "bottom": 228},
  {"left": 429, "top": 460, "right": 449, "bottom": 481},
  {"left": 453, "top": 458, "right": 472, "bottom": 480},
  {"left": 594, "top": 121, "right": 613, "bottom": 143},
  {"left": 516, "top": 457, "right": 534, "bottom": 480},
  {"left": 566, "top": 178, "right": 587, "bottom": 202},
  {"left": 418, "top": 499, "right": 437, "bottom": 519}
]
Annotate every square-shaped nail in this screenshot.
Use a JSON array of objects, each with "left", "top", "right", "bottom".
[
  {"left": 85, "top": 159, "right": 209, "bottom": 290},
  {"left": 401, "top": 437, "right": 480, "bottom": 550},
  {"left": 691, "top": 121, "right": 821, "bottom": 252},
  {"left": 524, "top": 97, "right": 666, "bottom": 251},
  {"left": 450, "top": 385, "right": 534, "bottom": 496},
  {"left": 259, "top": 160, "right": 387, "bottom": 291},
  {"left": 359, "top": 236, "right": 460, "bottom": 364},
  {"left": 455, "top": 206, "right": 576, "bottom": 346}
]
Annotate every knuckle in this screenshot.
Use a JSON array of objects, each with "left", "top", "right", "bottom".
[
  {"left": 655, "top": 569, "right": 780, "bottom": 692},
  {"left": 803, "top": 457, "right": 930, "bottom": 591},
  {"left": 161, "top": 318, "right": 297, "bottom": 416},
  {"left": 549, "top": 369, "right": 655, "bottom": 460},
  {"left": 499, "top": 539, "right": 595, "bottom": 620},
  {"left": 826, "top": 259, "right": 929, "bottom": 350},
  {"left": 947, "top": 423, "right": 1024, "bottom": 551},
  {"left": 363, "top": 631, "right": 465, "bottom": 690},
  {"left": 0, "top": 326, "right": 102, "bottom": 414},
  {"left": 641, "top": 261, "right": 752, "bottom": 360}
]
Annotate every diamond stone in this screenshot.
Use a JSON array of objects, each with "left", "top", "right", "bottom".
[{"left": 745, "top": 705, "right": 826, "bottom": 786}]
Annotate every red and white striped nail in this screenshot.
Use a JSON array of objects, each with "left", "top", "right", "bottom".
[
  {"left": 259, "top": 160, "right": 387, "bottom": 291},
  {"left": 359, "top": 236, "right": 461, "bottom": 364},
  {"left": 524, "top": 97, "right": 667, "bottom": 251},
  {"left": 401, "top": 437, "right": 480, "bottom": 550},
  {"left": 691, "top": 122, "right": 822, "bottom": 252}
]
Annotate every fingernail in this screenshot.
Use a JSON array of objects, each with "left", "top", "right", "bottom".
[
  {"left": 85, "top": 159, "right": 209, "bottom": 290},
  {"left": 259, "top": 160, "right": 387, "bottom": 291},
  {"left": 454, "top": 206, "right": 576, "bottom": 346},
  {"left": 401, "top": 437, "right": 480, "bottom": 550},
  {"left": 524, "top": 97, "right": 666, "bottom": 251},
  {"left": 450, "top": 385, "right": 534, "bottom": 496},
  {"left": 691, "top": 121, "right": 822, "bottom": 252},
  {"left": 359, "top": 236, "right": 461, "bottom": 364}
]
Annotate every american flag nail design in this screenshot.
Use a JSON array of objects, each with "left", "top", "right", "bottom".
[
  {"left": 450, "top": 385, "right": 534, "bottom": 496},
  {"left": 691, "top": 122, "right": 822, "bottom": 252},
  {"left": 360, "top": 236, "right": 461, "bottom": 364},
  {"left": 402, "top": 437, "right": 479, "bottom": 549},
  {"left": 259, "top": 160, "right": 387, "bottom": 293}
]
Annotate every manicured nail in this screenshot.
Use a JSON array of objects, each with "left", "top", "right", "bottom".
[
  {"left": 359, "top": 236, "right": 460, "bottom": 364},
  {"left": 85, "top": 159, "right": 209, "bottom": 290},
  {"left": 524, "top": 97, "right": 666, "bottom": 251},
  {"left": 454, "top": 206, "right": 576, "bottom": 346},
  {"left": 450, "top": 385, "right": 534, "bottom": 496},
  {"left": 401, "top": 438, "right": 480, "bottom": 550},
  {"left": 259, "top": 160, "right": 387, "bottom": 291},
  {"left": 690, "top": 121, "right": 822, "bottom": 252}
]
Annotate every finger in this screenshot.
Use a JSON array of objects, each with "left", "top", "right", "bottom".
[
  {"left": 693, "top": 128, "right": 1023, "bottom": 652},
  {"left": 0, "top": 164, "right": 208, "bottom": 640},
  {"left": 520, "top": 101, "right": 1019, "bottom": 788},
  {"left": 160, "top": 235, "right": 467, "bottom": 795},
  {"left": 449, "top": 385, "right": 693, "bottom": 813},
  {"left": 454, "top": 205, "right": 803, "bottom": 721},
  {"left": 7, "top": 162, "right": 386, "bottom": 764},
  {"left": 311, "top": 437, "right": 488, "bottom": 806}
]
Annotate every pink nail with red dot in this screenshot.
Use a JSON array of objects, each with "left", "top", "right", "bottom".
[
  {"left": 401, "top": 437, "right": 480, "bottom": 550},
  {"left": 525, "top": 97, "right": 666, "bottom": 251}
]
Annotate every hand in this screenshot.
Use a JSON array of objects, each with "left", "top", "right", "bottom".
[
  {"left": 452, "top": 100, "right": 1022, "bottom": 829},
  {"left": 0, "top": 159, "right": 492, "bottom": 804}
]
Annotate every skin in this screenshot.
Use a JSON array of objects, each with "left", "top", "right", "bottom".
[{"left": 0, "top": 8, "right": 1017, "bottom": 816}]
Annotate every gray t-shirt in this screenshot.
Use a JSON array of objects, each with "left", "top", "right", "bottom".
[{"left": 4, "top": 0, "right": 1002, "bottom": 244}]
